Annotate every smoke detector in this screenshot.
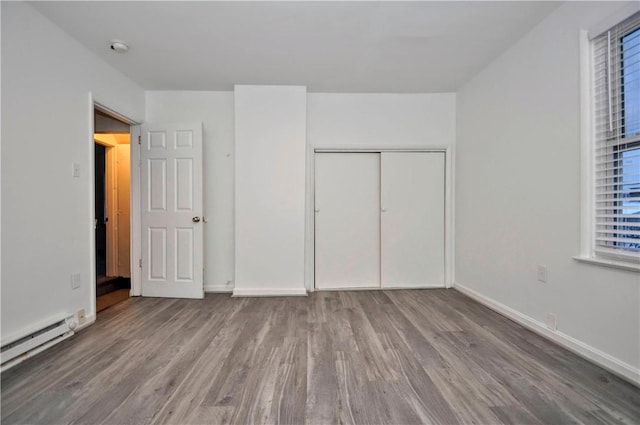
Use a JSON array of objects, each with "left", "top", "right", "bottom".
[{"left": 109, "top": 40, "right": 129, "bottom": 53}]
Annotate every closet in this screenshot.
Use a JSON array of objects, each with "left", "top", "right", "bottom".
[{"left": 314, "top": 151, "right": 445, "bottom": 290}]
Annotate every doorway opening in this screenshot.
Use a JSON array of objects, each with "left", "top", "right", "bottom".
[{"left": 94, "top": 108, "right": 132, "bottom": 312}]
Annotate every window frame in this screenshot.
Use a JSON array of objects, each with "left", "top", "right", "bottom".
[{"left": 577, "top": 6, "right": 640, "bottom": 272}]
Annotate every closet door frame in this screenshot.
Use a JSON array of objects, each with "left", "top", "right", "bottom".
[{"left": 305, "top": 146, "right": 454, "bottom": 292}]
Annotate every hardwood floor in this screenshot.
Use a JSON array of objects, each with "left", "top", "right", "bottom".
[{"left": 2, "top": 289, "right": 639, "bottom": 425}]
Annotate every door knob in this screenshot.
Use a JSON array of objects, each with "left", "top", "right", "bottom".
[
  {"left": 314, "top": 208, "right": 320, "bottom": 213},
  {"left": 192, "top": 216, "right": 201, "bottom": 223},
  {"left": 381, "top": 208, "right": 387, "bottom": 212}
]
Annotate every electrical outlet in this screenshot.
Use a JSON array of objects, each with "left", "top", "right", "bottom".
[
  {"left": 537, "top": 265, "right": 548, "bottom": 283},
  {"left": 71, "top": 272, "right": 81, "bottom": 289},
  {"left": 546, "top": 313, "right": 557, "bottom": 331},
  {"left": 77, "top": 309, "right": 86, "bottom": 325},
  {"left": 72, "top": 163, "right": 80, "bottom": 178}
]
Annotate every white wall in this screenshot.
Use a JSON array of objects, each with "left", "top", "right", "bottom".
[
  {"left": 146, "top": 92, "right": 455, "bottom": 294},
  {"left": 1, "top": 2, "right": 144, "bottom": 340},
  {"left": 306, "top": 93, "right": 456, "bottom": 289},
  {"left": 456, "top": 1, "right": 640, "bottom": 383},
  {"left": 234, "top": 86, "right": 307, "bottom": 296},
  {"left": 308, "top": 93, "right": 456, "bottom": 148},
  {"left": 145, "top": 91, "right": 235, "bottom": 292}
]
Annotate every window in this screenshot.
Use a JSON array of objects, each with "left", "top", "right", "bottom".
[{"left": 592, "top": 11, "right": 640, "bottom": 263}]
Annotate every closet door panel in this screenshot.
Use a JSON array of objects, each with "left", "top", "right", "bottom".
[
  {"left": 381, "top": 152, "right": 445, "bottom": 288},
  {"left": 315, "top": 153, "right": 380, "bottom": 289}
]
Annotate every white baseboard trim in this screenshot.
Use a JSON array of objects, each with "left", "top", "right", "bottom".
[
  {"left": 454, "top": 282, "right": 640, "bottom": 387},
  {"left": 204, "top": 284, "right": 233, "bottom": 293},
  {"left": 314, "top": 284, "right": 446, "bottom": 291},
  {"left": 232, "top": 288, "right": 308, "bottom": 297},
  {"left": 383, "top": 284, "right": 446, "bottom": 290}
]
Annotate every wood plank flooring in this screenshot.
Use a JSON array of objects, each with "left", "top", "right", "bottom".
[{"left": 2, "top": 289, "right": 639, "bottom": 425}]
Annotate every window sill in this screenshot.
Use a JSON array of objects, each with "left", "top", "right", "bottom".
[{"left": 573, "top": 256, "right": 640, "bottom": 272}]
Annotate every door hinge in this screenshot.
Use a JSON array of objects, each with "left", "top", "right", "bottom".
[
  {"left": 138, "top": 135, "right": 141, "bottom": 145},
  {"left": 139, "top": 258, "right": 142, "bottom": 268}
]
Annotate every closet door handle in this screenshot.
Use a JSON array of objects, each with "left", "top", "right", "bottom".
[{"left": 381, "top": 208, "right": 387, "bottom": 213}]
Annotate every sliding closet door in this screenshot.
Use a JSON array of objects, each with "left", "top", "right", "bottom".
[
  {"left": 381, "top": 152, "right": 445, "bottom": 288},
  {"left": 315, "top": 153, "right": 380, "bottom": 289}
]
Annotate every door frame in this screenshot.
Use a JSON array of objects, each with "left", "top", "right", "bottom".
[
  {"left": 93, "top": 140, "right": 117, "bottom": 277},
  {"left": 305, "top": 145, "right": 455, "bottom": 292},
  {"left": 89, "top": 95, "right": 142, "bottom": 317}
]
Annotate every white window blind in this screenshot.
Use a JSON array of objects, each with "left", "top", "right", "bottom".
[{"left": 592, "top": 12, "right": 640, "bottom": 262}]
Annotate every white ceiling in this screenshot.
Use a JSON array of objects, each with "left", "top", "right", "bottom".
[{"left": 30, "top": 1, "right": 562, "bottom": 93}]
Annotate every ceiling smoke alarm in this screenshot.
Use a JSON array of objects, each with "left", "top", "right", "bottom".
[{"left": 109, "top": 40, "right": 129, "bottom": 53}]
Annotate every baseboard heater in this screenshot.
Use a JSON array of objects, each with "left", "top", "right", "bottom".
[{"left": 1, "top": 315, "right": 77, "bottom": 372}]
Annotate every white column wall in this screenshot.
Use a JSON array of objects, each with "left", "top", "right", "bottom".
[{"left": 233, "top": 86, "right": 307, "bottom": 296}]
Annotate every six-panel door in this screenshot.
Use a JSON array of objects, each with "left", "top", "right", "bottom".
[{"left": 140, "top": 123, "right": 204, "bottom": 299}]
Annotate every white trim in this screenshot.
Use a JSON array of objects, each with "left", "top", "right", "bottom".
[
  {"left": 314, "top": 145, "right": 451, "bottom": 153},
  {"left": 573, "top": 255, "right": 640, "bottom": 272},
  {"left": 88, "top": 94, "right": 97, "bottom": 319},
  {"left": 314, "top": 287, "right": 381, "bottom": 292},
  {"left": 304, "top": 139, "right": 315, "bottom": 292},
  {"left": 94, "top": 102, "right": 138, "bottom": 126},
  {"left": 579, "top": 30, "right": 595, "bottom": 260},
  {"left": 204, "top": 284, "right": 233, "bottom": 293},
  {"left": 130, "top": 125, "right": 142, "bottom": 296},
  {"left": 444, "top": 145, "right": 454, "bottom": 289},
  {"left": 305, "top": 145, "right": 454, "bottom": 291},
  {"left": 454, "top": 282, "right": 640, "bottom": 387},
  {"left": 382, "top": 284, "right": 446, "bottom": 290},
  {"left": 315, "top": 284, "right": 446, "bottom": 292},
  {"left": 232, "top": 288, "right": 308, "bottom": 297},
  {"left": 91, "top": 95, "right": 141, "bottom": 304},
  {"left": 579, "top": 24, "right": 640, "bottom": 270}
]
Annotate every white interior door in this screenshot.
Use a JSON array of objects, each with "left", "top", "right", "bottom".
[
  {"left": 381, "top": 152, "right": 445, "bottom": 288},
  {"left": 315, "top": 153, "right": 380, "bottom": 289},
  {"left": 140, "top": 122, "right": 204, "bottom": 298}
]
